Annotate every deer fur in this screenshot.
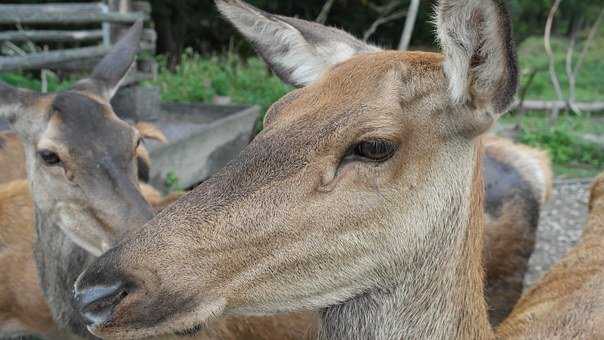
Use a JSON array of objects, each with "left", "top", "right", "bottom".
[
  {"left": 73, "top": 0, "right": 522, "bottom": 338},
  {"left": 482, "top": 134, "right": 552, "bottom": 325},
  {"left": 495, "top": 172, "right": 604, "bottom": 338},
  {"left": 0, "top": 132, "right": 27, "bottom": 185},
  {"left": 0, "top": 21, "right": 158, "bottom": 339},
  {"left": 0, "top": 121, "right": 165, "bottom": 186},
  {"left": 0, "top": 180, "right": 54, "bottom": 338}
]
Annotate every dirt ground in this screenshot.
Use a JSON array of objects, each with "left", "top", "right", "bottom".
[{"left": 524, "top": 178, "right": 594, "bottom": 288}]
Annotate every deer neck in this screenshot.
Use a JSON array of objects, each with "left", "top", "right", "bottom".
[
  {"left": 317, "top": 141, "right": 493, "bottom": 340},
  {"left": 33, "top": 205, "right": 97, "bottom": 338}
]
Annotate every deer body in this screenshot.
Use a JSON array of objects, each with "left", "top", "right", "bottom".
[
  {"left": 495, "top": 174, "right": 604, "bottom": 339},
  {"left": 482, "top": 135, "right": 552, "bottom": 325},
  {"left": 0, "top": 180, "right": 55, "bottom": 338},
  {"left": 0, "top": 132, "right": 27, "bottom": 184}
]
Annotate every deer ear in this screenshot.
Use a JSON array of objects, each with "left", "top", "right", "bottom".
[
  {"left": 217, "top": 0, "right": 380, "bottom": 87},
  {"left": 436, "top": 0, "right": 518, "bottom": 116},
  {"left": 0, "top": 81, "right": 38, "bottom": 124},
  {"left": 72, "top": 20, "right": 144, "bottom": 99}
]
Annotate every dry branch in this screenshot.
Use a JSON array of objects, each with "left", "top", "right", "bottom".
[
  {"left": 575, "top": 8, "right": 604, "bottom": 75},
  {"left": 513, "top": 100, "right": 604, "bottom": 112},
  {"left": 363, "top": 10, "right": 407, "bottom": 42},
  {"left": 398, "top": 0, "right": 420, "bottom": 51},
  {"left": 316, "top": 0, "right": 336, "bottom": 24},
  {"left": 544, "top": 0, "right": 564, "bottom": 122},
  {"left": 565, "top": 19, "right": 581, "bottom": 113},
  {"left": 363, "top": 0, "right": 405, "bottom": 42}
]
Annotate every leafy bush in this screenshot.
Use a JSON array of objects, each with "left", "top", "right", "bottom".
[
  {"left": 164, "top": 170, "right": 182, "bottom": 192},
  {"left": 512, "top": 113, "right": 604, "bottom": 177},
  {"left": 0, "top": 72, "right": 74, "bottom": 92},
  {"left": 151, "top": 51, "right": 292, "bottom": 117},
  {"left": 517, "top": 33, "right": 604, "bottom": 102}
]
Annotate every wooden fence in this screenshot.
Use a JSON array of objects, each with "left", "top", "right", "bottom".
[{"left": 0, "top": 1, "right": 156, "bottom": 85}]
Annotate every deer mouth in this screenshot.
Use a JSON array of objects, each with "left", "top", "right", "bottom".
[{"left": 79, "top": 288, "right": 226, "bottom": 339}]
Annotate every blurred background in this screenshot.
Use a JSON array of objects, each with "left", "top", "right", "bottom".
[{"left": 1, "top": 0, "right": 603, "bottom": 179}]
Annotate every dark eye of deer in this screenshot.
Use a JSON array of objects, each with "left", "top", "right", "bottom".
[
  {"left": 38, "top": 150, "right": 61, "bottom": 166},
  {"left": 353, "top": 139, "right": 398, "bottom": 162}
]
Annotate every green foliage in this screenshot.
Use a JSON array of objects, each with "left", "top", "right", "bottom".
[
  {"left": 151, "top": 50, "right": 292, "bottom": 121},
  {"left": 164, "top": 171, "right": 182, "bottom": 193},
  {"left": 0, "top": 72, "right": 74, "bottom": 92},
  {"left": 517, "top": 33, "right": 604, "bottom": 101},
  {"left": 508, "top": 113, "right": 604, "bottom": 177}
]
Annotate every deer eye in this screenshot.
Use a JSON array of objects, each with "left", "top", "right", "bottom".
[
  {"left": 38, "top": 149, "right": 62, "bottom": 166},
  {"left": 352, "top": 139, "right": 398, "bottom": 162}
]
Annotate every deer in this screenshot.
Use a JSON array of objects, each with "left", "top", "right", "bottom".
[
  {"left": 0, "top": 133, "right": 170, "bottom": 338},
  {"left": 71, "top": 0, "right": 540, "bottom": 338},
  {"left": 495, "top": 172, "right": 604, "bottom": 338},
  {"left": 0, "top": 121, "right": 166, "bottom": 186},
  {"left": 0, "top": 131, "right": 27, "bottom": 184},
  {"left": 481, "top": 134, "right": 552, "bottom": 325},
  {"left": 0, "top": 21, "right": 159, "bottom": 339}
]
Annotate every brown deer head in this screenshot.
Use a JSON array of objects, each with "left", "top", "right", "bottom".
[
  {"left": 0, "top": 21, "right": 152, "bottom": 257},
  {"left": 0, "top": 21, "right": 157, "bottom": 338},
  {"left": 74, "top": 1, "right": 517, "bottom": 338}
]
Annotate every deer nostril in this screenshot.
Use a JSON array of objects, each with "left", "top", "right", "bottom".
[{"left": 74, "top": 282, "right": 130, "bottom": 326}]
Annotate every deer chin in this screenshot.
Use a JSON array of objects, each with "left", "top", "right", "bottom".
[{"left": 86, "top": 296, "right": 226, "bottom": 339}]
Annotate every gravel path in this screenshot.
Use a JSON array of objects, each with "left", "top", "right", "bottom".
[{"left": 524, "top": 178, "right": 593, "bottom": 288}]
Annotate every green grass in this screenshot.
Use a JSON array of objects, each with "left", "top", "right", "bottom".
[
  {"left": 502, "top": 112, "right": 604, "bottom": 178},
  {"left": 0, "top": 71, "right": 75, "bottom": 92},
  {"left": 150, "top": 50, "right": 292, "bottom": 117},
  {"left": 517, "top": 33, "right": 604, "bottom": 101}
]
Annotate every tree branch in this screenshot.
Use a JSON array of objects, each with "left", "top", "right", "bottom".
[
  {"left": 398, "top": 0, "right": 420, "bottom": 50},
  {"left": 575, "top": 8, "right": 604, "bottom": 76},
  {"left": 544, "top": 0, "right": 564, "bottom": 122},
  {"left": 316, "top": 0, "right": 336, "bottom": 24},
  {"left": 367, "top": 1, "right": 400, "bottom": 15},
  {"left": 363, "top": 10, "right": 406, "bottom": 42},
  {"left": 565, "top": 16, "right": 581, "bottom": 113}
]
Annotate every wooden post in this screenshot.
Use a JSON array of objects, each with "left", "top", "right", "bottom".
[{"left": 107, "top": 0, "right": 132, "bottom": 44}]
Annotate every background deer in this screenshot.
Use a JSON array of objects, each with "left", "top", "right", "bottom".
[
  {"left": 0, "top": 132, "right": 26, "bottom": 184},
  {"left": 0, "top": 180, "right": 55, "bottom": 338},
  {"left": 0, "top": 136, "right": 169, "bottom": 338},
  {"left": 494, "top": 172, "right": 604, "bottom": 338},
  {"left": 0, "top": 21, "right": 159, "bottom": 339},
  {"left": 482, "top": 134, "right": 552, "bottom": 325},
  {"left": 0, "top": 121, "right": 165, "bottom": 187},
  {"left": 73, "top": 0, "right": 522, "bottom": 339}
]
